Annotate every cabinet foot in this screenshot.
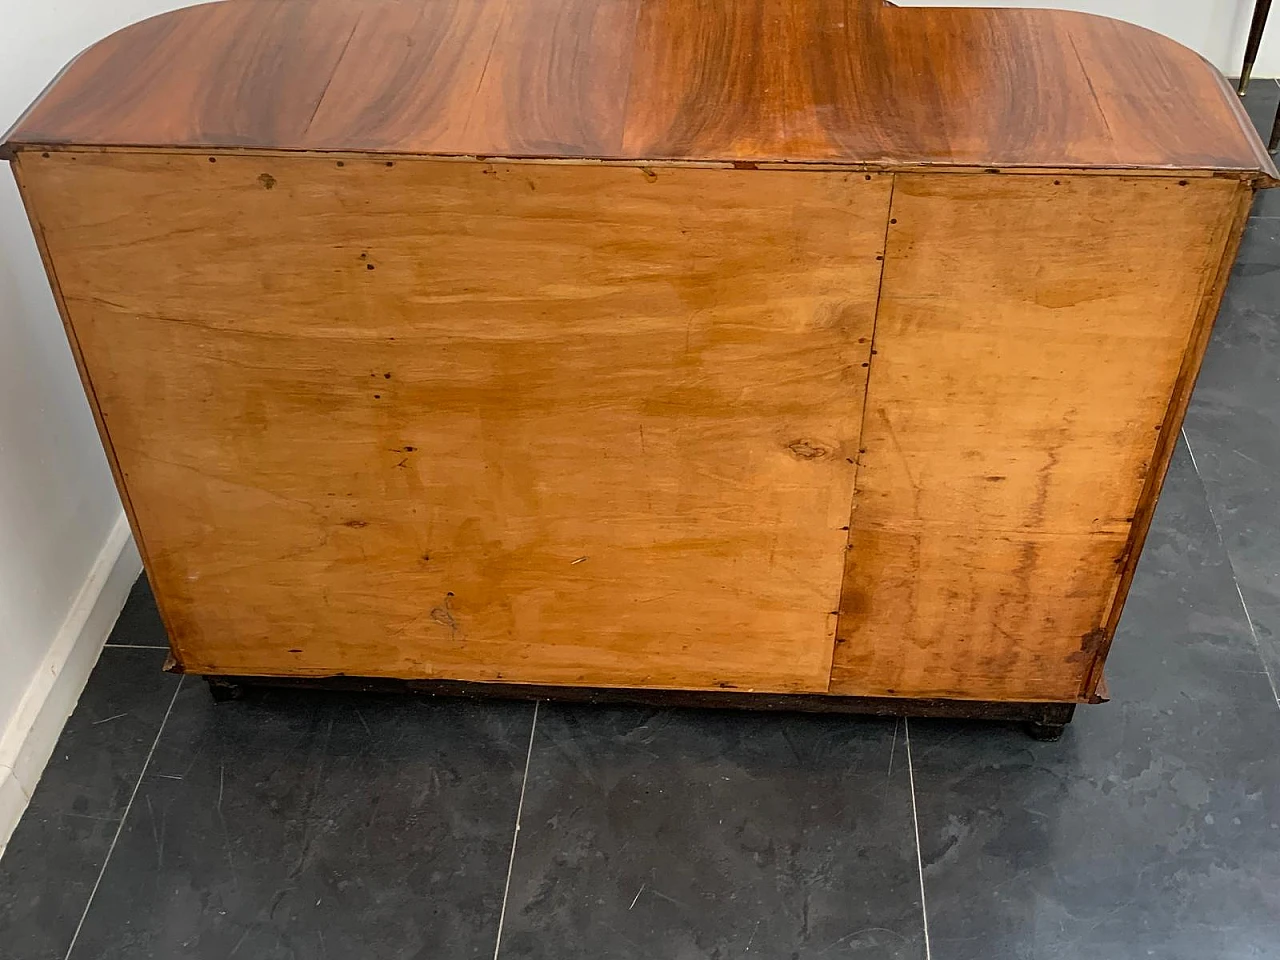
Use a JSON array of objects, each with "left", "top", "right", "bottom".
[
  {"left": 206, "top": 676, "right": 245, "bottom": 703},
  {"left": 1024, "top": 720, "right": 1067, "bottom": 741},
  {"left": 1023, "top": 703, "right": 1075, "bottom": 741}
]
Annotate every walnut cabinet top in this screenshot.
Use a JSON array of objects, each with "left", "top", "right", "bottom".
[{"left": 3, "top": 0, "right": 1279, "bottom": 182}]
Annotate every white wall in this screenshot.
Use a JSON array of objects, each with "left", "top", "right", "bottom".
[
  {"left": 900, "top": 0, "right": 1280, "bottom": 79},
  {"left": 0, "top": 0, "right": 196, "bottom": 818}
]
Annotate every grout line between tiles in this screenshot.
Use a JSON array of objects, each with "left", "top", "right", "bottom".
[
  {"left": 904, "top": 718, "right": 932, "bottom": 960},
  {"left": 492, "top": 699, "right": 539, "bottom": 960},
  {"left": 63, "top": 675, "right": 185, "bottom": 960},
  {"left": 1230, "top": 581, "right": 1278, "bottom": 702},
  {"left": 1181, "top": 428, "right": 1280, "bottom": 707},
  {"left": 1182, "top": 427, "right": 1201, "bottom": 474}
]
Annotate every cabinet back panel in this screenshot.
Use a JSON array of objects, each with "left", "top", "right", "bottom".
[
  {"left": 21, "top": 151, "right": 891, "bottom": 692},
  {"left": 833, "top": 173, "right": 1243, "bottom": 701}
]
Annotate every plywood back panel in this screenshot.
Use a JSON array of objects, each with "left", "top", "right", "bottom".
[
  {"left": 20, "top": 151, "right": 891, "bottom": 692},
  {"left": 832, "top": 174, "right": 1243, "bottom": 701}
]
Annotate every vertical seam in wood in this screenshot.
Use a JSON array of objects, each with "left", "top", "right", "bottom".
[
  {"left": 1065, "top": 30, "right": 1115, "bottom": 143},
  {"left": 11, "top": 151, "right": 190, "bottom": 670},
  {"left": 829, "top": 172, "right": 897, "bottom": 691},
  {"left": 460, "top": 0, "right": 514, "bottom": 142},
  {"left": 300, "top": 10, "right": 364, "bottom": 137},
  {"left": 615, "top": 0, "right": 648, "bottom": 156},
  {"left": 1080, "top": 180, "right": 1254, "bottom": 700}
]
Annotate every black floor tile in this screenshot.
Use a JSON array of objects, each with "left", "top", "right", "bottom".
[
  {"left": 106, "top": 575, "right": 169, "bottom": 648},
  {"left": 502, "top": 705, "right": 924, "bottom": 960},
  {"left": 1185, "top": 216, "right": 1280, "bottom": 692},
  {"left": 908, "top": 444, "right": 1280, "bottom": 960},
  {"left": 0, "top": 646, "right": 179, "bottom": 960},
  {"left": 1241, "top": 81, "right": 1280, "bottom": 217},
  {"left": 1241, "top": 79, "right": 1280, "bottom": 139},
  {"left": 66, "top": 683, "right": 533, "bottom": 960}
]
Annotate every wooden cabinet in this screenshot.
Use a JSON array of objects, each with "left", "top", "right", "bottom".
[{"left": 5, "top": 0, "right": 1276, "bottom": 732}]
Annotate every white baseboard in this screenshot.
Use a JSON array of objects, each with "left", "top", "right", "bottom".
[{"left": 0, "top": 512, "right": 142, "bottom": 855}]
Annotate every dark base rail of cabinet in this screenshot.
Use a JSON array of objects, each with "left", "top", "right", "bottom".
[{"left": 201, "top": 674, "right": 1080, "bottom": 742}]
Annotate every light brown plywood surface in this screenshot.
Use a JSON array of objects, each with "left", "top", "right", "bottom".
[
  {"left": 832, "top": 174, "right": 1243, "bottom": 702},
  {"left": 20, "top": 151, "right": 891, "bottom": 691}
]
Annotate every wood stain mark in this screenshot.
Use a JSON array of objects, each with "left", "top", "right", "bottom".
[
  {"left": 787, "top": 439, "right": 830, "bottom": 460},
  {"left": 430, "top": 592, "right": 460, "bottom": 640},
  {"left": 1068, "top": 626, "right": 1107, "bottom": 664}
]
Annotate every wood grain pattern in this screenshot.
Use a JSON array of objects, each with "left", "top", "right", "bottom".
[
  {"left": 19, "top": 150, "right": 891, "bottom": 691},
  {"left": 4, "top": 0, "right": 1277, "bottom": 181},
  {"left": 830, "top": 174, "right": 1243, "bottom": 702}
]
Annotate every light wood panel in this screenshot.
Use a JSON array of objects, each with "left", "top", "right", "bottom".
[
  {"left": 20, "top": 150, "right": 891, "bottom": 691},
  {"left": 1084, "top": 178, "right": 1256, "bottom": 700},
  {"left": 832, "top": 173, "right": 1245, "bottom": 702}
]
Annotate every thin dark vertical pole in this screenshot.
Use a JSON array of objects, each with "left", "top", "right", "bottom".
[{"left": 1239, "top": 0, "right": 1274, "bottom": 95}]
